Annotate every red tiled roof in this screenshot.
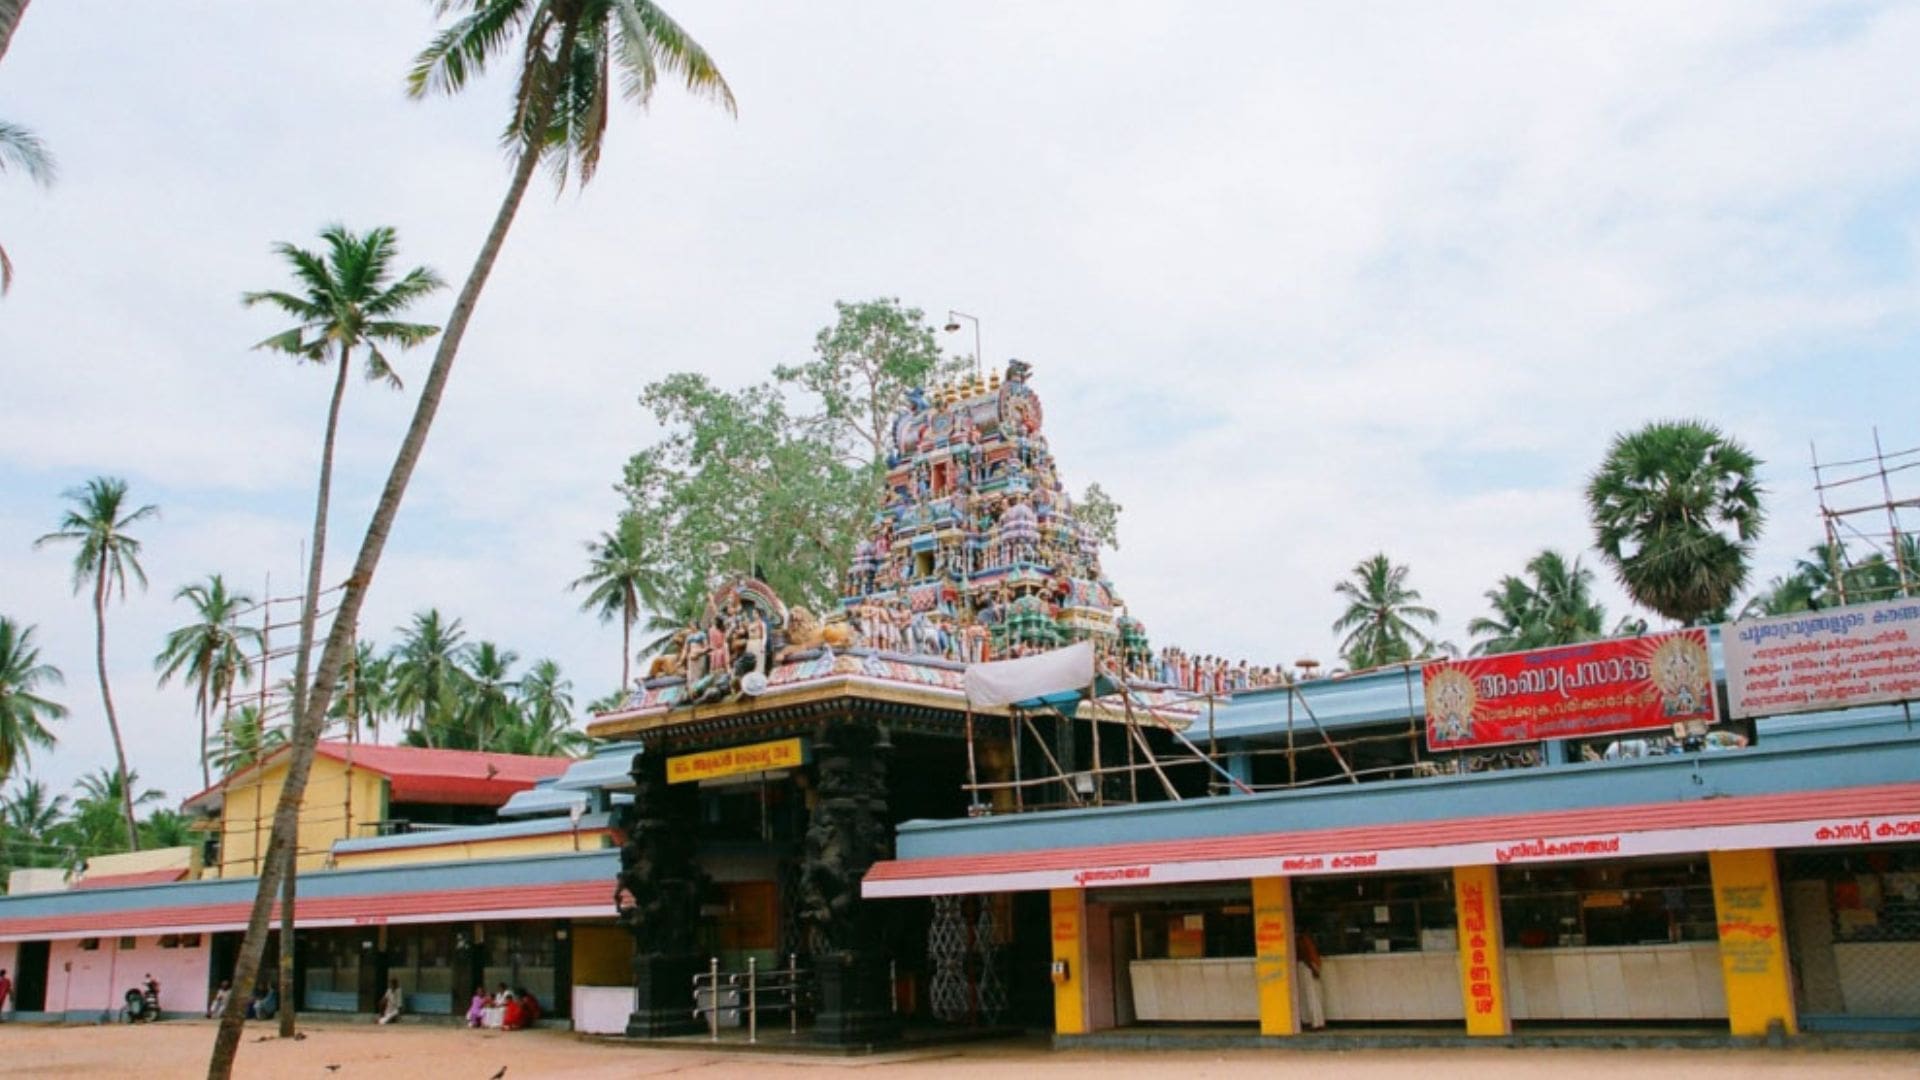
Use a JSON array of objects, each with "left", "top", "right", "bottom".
[
  {"left": 0, "top": 880, "right": 613, "bottom": 940},
  {"left": 71, "top": 868, "right": 190, "bottom": 891},
  {"left": 182, "top": 742, "right": 570, "bottom": 810},
  {"left": 867, "top": 781, "right": 1920, "bottom": 884}
]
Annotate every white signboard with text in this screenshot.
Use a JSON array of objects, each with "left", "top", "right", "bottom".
[{"left": 1724, "top": 598, "right": 1920, "bottom": 719}]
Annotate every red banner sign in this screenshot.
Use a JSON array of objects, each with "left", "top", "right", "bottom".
[{"left": 1424, "top": 630, "right": 1717, "bottom": 751}]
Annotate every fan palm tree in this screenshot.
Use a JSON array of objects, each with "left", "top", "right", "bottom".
[
  {"left": 242, "top": 226, "right": 443, "bottom": 740},
  {"left": 0, "top": 616, "right": 65, "bottom": 786},
  {"left": 0, "top": 118, "right": 55, "bottom": 295},
  {"left": 1587, "top": 420, "right": 1765, "bottom": 626},
  {"left": 209, "top": 8, "right": 733, "bottom": 1070},
  {"left": 155, "top": 574, "right": 262, "bottom": 789},
  {"left": 35, "top": 477, "right": 158, "bottom": 849},
  {"left": 571, "top": 514, "right": 663, "bottom": 692},
  {"left": 388, "top": 610, "right": 471, "bottom": 747},
  {"left": 1331, "top": 553, "right": 1439, "bottom": 670}
]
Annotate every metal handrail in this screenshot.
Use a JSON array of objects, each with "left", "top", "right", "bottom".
[{"left": 691, "top": 954, "right": 812, "bottom": 1043}]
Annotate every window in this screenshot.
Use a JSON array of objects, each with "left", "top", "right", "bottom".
[
  {"left": 79, "top": 938, "right": 100, "bottom": 951},
  {"left": 119, "top": 936, "right": 138, "bottom": 950},
  {"left": 159, "top": 934, "right": 180, "bottom": 949},
  {"left": 1295, "top": 872, "right": 1458, "bottom": 955},
  {"left": 1499, "top": 857, "right": 1716, "bottom": 948},
  {"left": 179, "top": 933, "right": 202, "bottom": 948}
]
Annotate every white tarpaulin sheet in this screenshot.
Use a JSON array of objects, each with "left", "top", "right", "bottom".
[{"left": 963, "top": 641, "right": 1096, "bottom": 708}]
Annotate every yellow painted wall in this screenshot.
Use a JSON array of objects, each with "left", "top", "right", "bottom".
[
  {"left": 1710, "top": 849, "right": 1798, "bottom": 1037},
  {"left": 81, "top": 844, "right": 200, "bottom": 879},
  {"left": 572, "top": 922, "right": 631, "bottom": 986},
  {"left": 331, "top": 829, "right": 612, "bottom": 870},
  {"left": 1050, "top": 888, "right": 1089, "bottom": 1035},
  {"left": 1251, "top": 876, "right": 1298, "bottom": 1036},
  {"left": 1453, "top": 865, "right": 1511, "bottom": 1036},
  {"left": 217, "top": 754, "right": 388, "bottom": 874}
]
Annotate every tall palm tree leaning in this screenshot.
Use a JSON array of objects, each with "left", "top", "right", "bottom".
[
  {"left": 244, "top": 226, "right": 442, "bottom": 1036},
  {"left": 572, "top": 513, "right": 660, "bottom": 693},
  {"left": 1586, "top": 420, "right": 1765, "bottom": 626},
  {"left": 35, "top": 478, "right": 157, "bottom": 850},
  {"left": 155, "top": 574, "right": 262, "bottom": 789},
  {"left": 1331, "top": 553, "right": 1440, "bottom": 670},
  {"left": 207, "top": 6, "right": 733, "bottom": 1071},
  {"left": 0, "top": 616, "right": 66, "bottom": 787}
]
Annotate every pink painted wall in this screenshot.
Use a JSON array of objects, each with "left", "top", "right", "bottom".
[
  {"left": 0, "top": 941, "right": 16, "bottom": 1015},
  {"left": 44, "top": 935, "right": 210, "bottom": 1019}
]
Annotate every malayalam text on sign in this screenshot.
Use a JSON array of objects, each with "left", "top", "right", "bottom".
[{"left": 1723, "top": 598, "right": 1920, "bottom": 720}]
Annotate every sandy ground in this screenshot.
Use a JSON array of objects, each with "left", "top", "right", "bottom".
[{"left": 0, "top": 1021, "right": 1914, "bottom": 1080}]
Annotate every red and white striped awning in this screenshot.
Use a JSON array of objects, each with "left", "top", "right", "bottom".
[{"left": 863, "top": 782, "right": 1920, "bottom": 898}]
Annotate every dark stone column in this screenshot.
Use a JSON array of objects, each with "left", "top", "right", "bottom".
[
  {"left": 616, "top": 747, "right": 708, "bottom": 1038},
  {"left": 799, "top": 721, "right": 899, "bottom": 1045}
]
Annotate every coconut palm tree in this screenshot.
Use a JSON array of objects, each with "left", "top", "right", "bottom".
[
  {"left": 207, "top": 705, "right": 288, "bottom": 777},
  {"left": 444, "top": 640, "right": 518, "bottom": 751},
  {"left": 242, "top": 226, "right": 443, "bottom": 742},
  {"left": 1587, "top": 420, "right": 1765, "bottom": 626},
  {"left": 35, "top": 477, "right": 158, "bottom": 849},
  {"left": 1331, "top": 553, "right": 1439, "bottom": 670},
  {"left": 331, "top": 641, "right": 396, "bottom": 743},
  {"left": 63, "top": 767, "right": 164, "bottom": 870},
  {"left": 571, "top": 514, "right": 663, "bottom": 692},
  {"left": 2, "top": 776, "right": 69, "bottom": 874},
  {"left": 0, "top": 118, "right": 54, "bottom": 295},
  {"left": 388, "top": 610, "right": 471, "bottom": 746},
  {"left": 155, "top": 574, "right": 262, "bottom": 789},
  {"left": 139, "top": 808, "right": 194, "bottom": 850},
  {"left": 1467, "top": 550, "right": 1607, "bottom": 656},
  {"left": 509, "top": 658, "right": 583, "bottom": 755},
  {"left": 209, "top": 8, "right": 733, "bottom": 1069},
  {"left": 0, "top": 616, "right": 65, "bottom": 786}
]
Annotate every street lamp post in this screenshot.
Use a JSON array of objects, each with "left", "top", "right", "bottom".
[{"left": 943, "top": 310, "right": 982, "bottom": 379}]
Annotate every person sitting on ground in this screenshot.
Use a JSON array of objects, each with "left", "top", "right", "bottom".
[
  {"left": 378, "top": 978, "right": 404, "bottom": 1025},
  {"left": 516, "top": 987, "right": 541, "bottom": 1028},
  {"left": 482, "top": 982, "right": 512, "bottom": 1029},
  {"left": 465, "top": 987, "right": 488, "bottom": 1028},
  {"left": 501, "top": 991, "right": 527, "bottom": 1031},
  {"left": 256, "top": 985, "right": 278, "bottom": 1021},
  {"left": 207, "top": 979, "right": 231, "bottom": 1019}
]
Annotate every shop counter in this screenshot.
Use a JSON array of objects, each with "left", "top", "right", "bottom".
[
  {"left": 1128, "top": 958, "right": 1258, "bottom": 1022},
  {"left": 1322, "top": 951, "right": 1463, "bottom": 1021},
  {"left": 1504, "top": 942, "right": 1725, "bottom": 1020}
]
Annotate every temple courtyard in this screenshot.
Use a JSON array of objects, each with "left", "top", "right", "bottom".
[{"left": 0, "top": 1023, "right": 1914, "bottom": 1079}]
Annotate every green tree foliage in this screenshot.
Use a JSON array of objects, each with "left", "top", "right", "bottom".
[
  {"left": 1331, "top": 553, "right": 1440, "bottom": 670},
  {"left": 331, "top": 642, "right": 398, "bottom": 744},
  {"left": 35, "top": 477, "right": 158, "bottom": 850},
  {"left": 0, "top": 616, "right": 64, "bottom": 787},
  {"left": 207, "top": 705, "right": 288, "bottom": 777},
  {"left": 1, "top": 777, "right": 69, "bottom": 880},
  {"left": 1739, "top": 537, "right": 1919, "bottom": 618},
  {"left": 155, "top": 574, "right": 262, "bottom": 789},
  {"left": 1075, "top": 482, "right": 1123, "bottom": 550},
  {"left": 774, "top": 297, "right": 964, "bottom": 466},
  {"left": 63, "top": 767, "right": 165, "bottom": 871},
  {"left": 1467, "top": 550, "right": 1608, "bottom": 656},
  {"left": 1587, "top": 420, "right": 1765, "bottom": 626},
  {"left": 621, "top": 373, "right": 866, "bottom": 617},
  {"left": 0, "top": 118, "right": 54, "bottom": 295}
]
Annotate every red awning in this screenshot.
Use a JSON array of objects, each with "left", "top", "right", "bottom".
[
  {"left": 0, "top": 879, "right": 615, "bottom": 941},
  {"left": 863, "top": 782, "right": 1920, "bottom": 898}
]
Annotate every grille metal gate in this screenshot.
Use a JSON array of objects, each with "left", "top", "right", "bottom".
[{"left": 1780, "top": 846, "right": 1920, "bottom": 1029}]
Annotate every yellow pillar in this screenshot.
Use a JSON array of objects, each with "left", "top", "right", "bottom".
[
  {"left": 1710, "top": 849, "right": 1798, "bottom": 1037},
  {"left": 1453, "top": 865, "right": 1511, "bottom": 1036},
  {"left": 1252, "top": 876, "right": 1299, "bottom": 1035},
  {"left": 1050, "top": 888, "right": 1090, "bottom": 1035}
]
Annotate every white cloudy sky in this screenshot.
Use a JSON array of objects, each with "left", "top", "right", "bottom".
[{"left": 2, "top": 2, "right": 1917, "bottom": 805}]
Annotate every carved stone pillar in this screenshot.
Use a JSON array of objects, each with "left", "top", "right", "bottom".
[
  {"left": 799, "top": 721, "right": 899, "bottom": 1045},
  {"left": 616, "top": 747, "right": 708, "bottom": 1037}
]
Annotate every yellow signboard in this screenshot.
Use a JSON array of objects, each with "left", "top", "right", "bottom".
[{"left": 666, "top": 737, "right": 807, "bottom": 784}]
